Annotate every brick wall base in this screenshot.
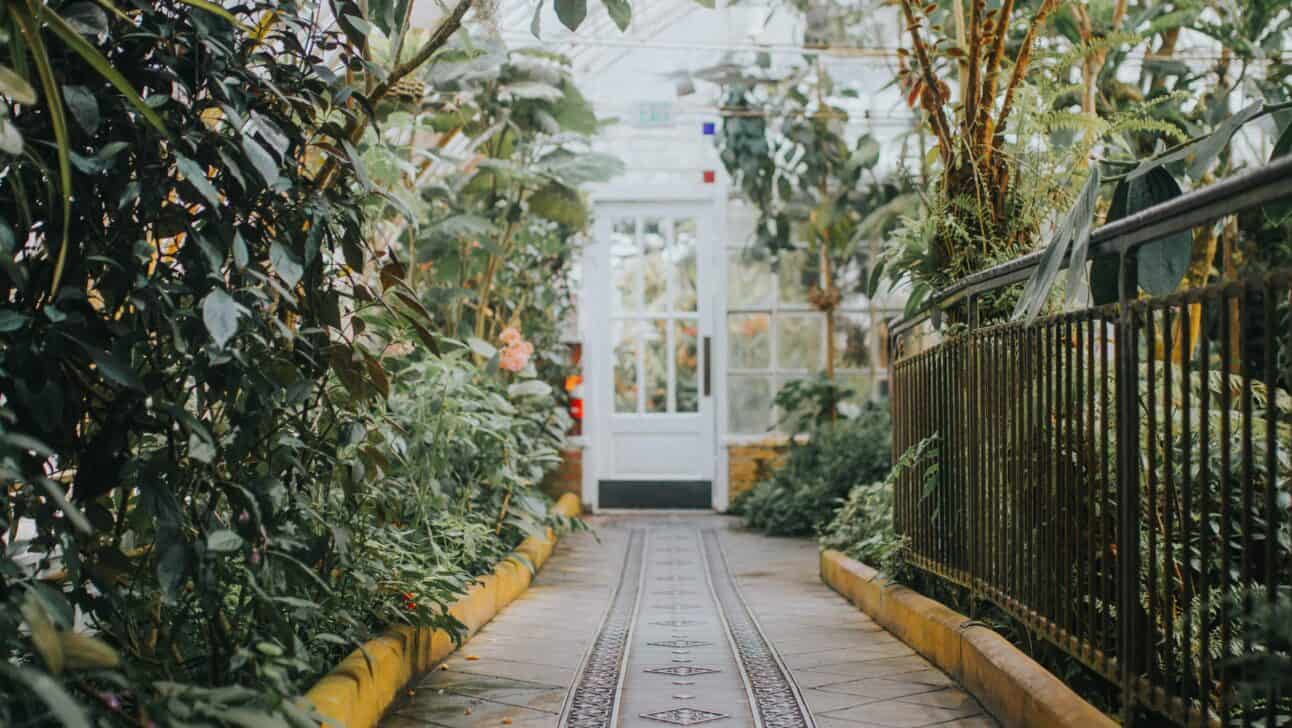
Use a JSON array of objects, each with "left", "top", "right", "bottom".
[
  {"left": 541, "top": 447, "right": 583, "bottom": 501},
  {"left": 726, "top": 439, "right": 790, "bottom": 502}
]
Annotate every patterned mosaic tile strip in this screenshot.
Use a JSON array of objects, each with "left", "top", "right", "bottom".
[
  {"left": 701, "top": 530, "right": 815, "bottom": 728},
  {"left": 559, "top": 529, "right": 645, "bottom": 728}
]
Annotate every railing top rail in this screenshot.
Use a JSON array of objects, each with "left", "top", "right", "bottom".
[{"left": 888, "top": 153, "right": 1292, "bottom": 339}]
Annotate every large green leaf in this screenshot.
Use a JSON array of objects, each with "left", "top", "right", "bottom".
[
  {"left": 551, "top": 79, "right": 597, "bottom": 135},
  {"left": 11, "top": 5, "right": 72, "bottom": 297},
  {"left": 366, "top": 0, "right": 411, "bottom": 39},
  {"left": 850, "top": 133, "right": 880, "bottom": 171},
  {"left": 603, "top": 0, "right": 631, "bottom": 31},
  {"left": 554, "top": 0, "right": 587, "bottom": 31},
  {"left": 1011, "top": 167, "right": 1101, "bottom": 321},
  {"left": 1090, "top": 167, "right": 1192, "bottom": 303},
  {"left": 527, "top": 182, "right": 587, "bottom": 227},
  {"left": 1263, "top": 121, "right": 1292, "bottom": 226},
  {"left": 537, "top": 150, "right": 624, "bottom": 185},
  {"left": 202, "top": 289, "right": 243, "bottom": 348},
  {"left": 0, "top": 64, "right": 37, "bottom": 104},
  {"left": 1130, "top": 101, "right": 1263, "bottom": 183}
]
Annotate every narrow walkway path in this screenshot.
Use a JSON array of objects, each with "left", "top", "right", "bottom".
[{"left": 383, "top": 514, "right": 996, "bottom": 728}]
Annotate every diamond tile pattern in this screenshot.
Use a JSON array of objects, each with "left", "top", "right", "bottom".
[
  {"left": 640, "top": 708, "right": 731, "bottom": 725},
  {"left": 648, "top": 639, "right": 711, "bottom": 648},
  {"left": 644, "top": 665, "right": 722, "bottom": 677}
]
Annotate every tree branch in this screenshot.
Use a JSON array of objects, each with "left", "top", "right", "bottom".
[
  {"left": 994, "top": 0, "right": 1059, "bottom": 142},
  {"left": 900, "top": 0, "right": 955, "bottom": 157},
  {"left": 972, "top": 0, "right": 1016, "bottom": 151}
]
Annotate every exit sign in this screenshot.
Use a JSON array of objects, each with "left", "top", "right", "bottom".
[{"left": 635, "top": 101, "right": 673, "bottom": 127}]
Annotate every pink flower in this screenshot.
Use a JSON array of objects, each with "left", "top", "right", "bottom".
[
  {"left": 499, "top": 327, "right": 523, "bottom": 346},
  {"left": 499, "top": 345, "right": 530, "bottom": 372}
]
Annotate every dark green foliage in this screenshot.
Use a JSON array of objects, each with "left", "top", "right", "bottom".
[
  {"left": 733, "top": 403, "right": 891, "bottom": 537},
  {"left": 0, "top": 4, "right": 574, "bottom": 727}
]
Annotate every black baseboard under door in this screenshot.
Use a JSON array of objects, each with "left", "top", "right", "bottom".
[{"left": 598, "top": 480, "right": 712, "bottom": 509}]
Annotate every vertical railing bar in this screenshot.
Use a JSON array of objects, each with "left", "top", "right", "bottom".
[
  {"left": 1200, "top": 296, "right": 1213, "bottom": 723},
  {"left": 1221, "top": 287, "right": 1234, "bottom": 725},
  {"left": 1117, "top": 255, "right": 1143, "bottom": 723},
  {"left": 1003, "top": 328, "right": 1013, "bottom": 603},
  {"left": 1014, "top": 325, "right": 1024, "bottom": 603},
  {"left": 1039, "top": 322, "right": 1049, "bottom": 621},
  {"left": 948, "top": 338, "right": 957, "bottom": 574},
  {"left": 1062, "top": 314, "right": 1073, "bottom": 639},
  {"left": 1239, "top": 281, "right": 1255, "bottom": 728},
  {"left": 1086, "top": 313, "right": 1097, "bottom": 662},
  {"left": 1100, "top": 311, "right": 1112, "bottom": 676},
  {"left": 976, "top": 333, "right": 987, "bottom": 594},
  {"left": 1147, "top": 305, "right": 1160, "bottom": 697},
  {"left": 1261, "top": 281, "right": 1278, "bottom": 728},
  {"left": 942, "top": 341, "right": 950, "bottom": 570},
  {"left": 1163, "top": 304, "right": 1178, "bottom": 709},
  {"left": 1180, "top": 300, "right": 1195, "bottom": 715},
  {"left": 1049, "top": 319, "right": 1059, "bottom": 629}
]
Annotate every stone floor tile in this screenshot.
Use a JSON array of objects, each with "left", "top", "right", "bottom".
[
  {"left": 799, "top": 688, "right": 873, "bottom": 714},
  {"left": 895, "top": 688, "right": 984, "bottom": 713},
  {"left": 823, "top": 699, "right": 979, "bottom": 728},
  {"left": 387, "top": 691, "right": 553, "bottom": 728},
  {"left": 380, "top": 515, "right": 1000, "bottom": 728},
  {"left": 815, "top": 677, "right": 947, "bottom": 701}
]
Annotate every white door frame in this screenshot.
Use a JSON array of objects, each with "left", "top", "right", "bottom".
[{"left": 581, "top": 183, "right": 728, "bottom": 510}]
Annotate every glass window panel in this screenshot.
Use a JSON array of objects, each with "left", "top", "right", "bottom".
[
  {"left": 612, "top": 320, "right": 640, "bottom": 412},
  {"left": 776, "top": 314, "right": 823, "bottom": 370},
  {"left": 833, "top": 313, "right": 873, "bottom": 371},
  {"left": 641, "top": 218, "right": 668, "bottom": 311},
  {"left": 728, "top": 375, "right": 774, "bottom": 434},
  {"left": 727, "top": 250, "right": 773, "bottom": 308},
  {"left": 675, "top": 320, "right": 699, "bottom": 413},
  {"left": 643, "top": 319, "right": 669, "bottom": 413},
  {"left": 727, "top": 313, "right": 771, "bottom": 369},
  {"left": 672, "top": 218, "right": 698, "bottom": 312},
  {"left": 610, "top": 218, "right": 638, "bottom": 312},
  {"left": 776, "top": 250, "right": 817, "bottom": 306}
]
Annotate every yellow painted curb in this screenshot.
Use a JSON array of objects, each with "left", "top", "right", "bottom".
[
  {"left": 820, "top": 550, "right": 1115, "bottom": 728},
  {"left": 306, "top": 493, "right": 583, "bottom": 728}
]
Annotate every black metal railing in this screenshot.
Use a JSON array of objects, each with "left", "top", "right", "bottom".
[{"left": 888, "top": 155, "right": 1292, "bottom": 726}]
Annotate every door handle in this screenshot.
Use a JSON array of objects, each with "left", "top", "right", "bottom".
[{"left": 703, "top": 336, "right": 712, "bottom": 397}]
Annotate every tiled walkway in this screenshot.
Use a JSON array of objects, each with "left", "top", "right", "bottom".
[{"left": 382, "top": 514, "right": 996, "bottom": 728}]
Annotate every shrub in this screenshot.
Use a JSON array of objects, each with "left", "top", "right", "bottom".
[
  {"left": 733, "top": 402, "right": 892, "bottom": 536},
  {"left": 819, "top": 435, "right": 938, "bottom": 578}
]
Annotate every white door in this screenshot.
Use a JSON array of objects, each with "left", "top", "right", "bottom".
[{"left": 589, "top": 203, "right": 717, "bottom": 508}]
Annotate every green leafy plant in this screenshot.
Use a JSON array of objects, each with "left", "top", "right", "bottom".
[
  {"left": 734, "top": 400, "right": 892, "bottom": 536},
  {"left": 0, "top": 2, "right": 591, "bottom": 726},
  {"left": 819, "top": 434, "right": 940, "bottom": 580}
]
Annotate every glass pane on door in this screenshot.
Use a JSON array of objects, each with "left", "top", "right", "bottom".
[
  {"left": 611, "top": 218, "right": 638, "bottom": 312},
  {"left": 675, "top": 320, "right": 699, "bottom": 413},
  {"left": 612, "top": 320, "right": 640, "bottom": 412},
  {"left": 672, "top": 218, "right": 698, "bottom": 312},
  {"left": 608, "top": 213, "right": 703, "bottom": 415},
  {"left": 643, "top": 319, "right": 668, "bottom": 413}
]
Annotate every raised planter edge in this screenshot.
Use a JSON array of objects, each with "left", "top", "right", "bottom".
[
  {"left": 305, "top": 492, "right": 582, "bottom": 728},
  {"left": 819, "top": 549, "right": 1117, "bottom": 728}
]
